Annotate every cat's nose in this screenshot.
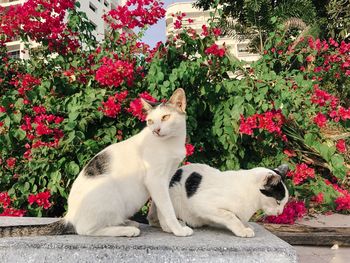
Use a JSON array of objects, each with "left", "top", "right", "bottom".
[{"left": 153, "top": 128, "right": 161, "bottom": 135}]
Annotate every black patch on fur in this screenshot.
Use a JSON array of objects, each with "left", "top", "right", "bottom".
[
  {"left": 84, "top": 152, "right": 110, "bottom": 177},
  {"left": 169, "top": 169, "right": 182, "bottom": 188},
  {"left": 260, "top": 180, "right": 286, "bottom": 201},
  {"left": 272, "top": 169, "right": 282, "bottom": 176},
  {"left": 185, "top": 172, "right": 202, "bottom": 198}
]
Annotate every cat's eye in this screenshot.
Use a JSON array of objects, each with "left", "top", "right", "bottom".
[
  {"left": 161, "top": 114, "right": 170, "bottom": 121},
  {"left": 276, "top": 200, "right": 281, "bottom": 205},
  {"left": 147, "top": 119, "right": 154, "bottom": 125}
]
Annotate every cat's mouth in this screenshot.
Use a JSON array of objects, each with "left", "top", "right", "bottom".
[{"left": 152, "top": 131, "right": 166, "bottom": 137}]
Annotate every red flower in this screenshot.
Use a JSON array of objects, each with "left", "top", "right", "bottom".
[
  {"left": 0, "top": 207, "right": 26, "bottom": 217},
  {"left": 311, "top": 193, "right": 324, "bottom": 204},
  {"left": 313, "top": 113, "right": 327, "bottom": 127},
  {"left": 100, "top": 91, "right": 128, "bottom": 118},
  {"left": 33, "top": 106, "right": 46, "bottom": 114},
  {"left": 287, "top": 163, "right": 315, "bottom": 185},
  {"left": 0, "top": 106, "right": 6, "bottom": 113},
  {"left": 6, "top": 157, "right": 16, "bottom": 169},
  {"left": 174, "top": 20, "right": 182, "bottom": 29},
  {"left": 103, "top": 0, "right": 165, "bottom": 30},
  {"left": 336, "top": 139, "right": 347, "bottom": 153},
  {"left": 335, "top": 195, "right": 350, "bottom": 211},
  {"left": 311, "top": 86, "right": 338, "bottom": 109},
  {"left": 264, "top": 200, "right": 306, "bottom": 224},
  {"left": 185, "top": 143, "right": 195, "bottom": 157},
  {"left": 239, "top": 110, "right": 285, "bottom": 137},
  {"left": 28, "top": 191, "right": 52, "bottom": 209},
  {"left": 205, "top": 44, "right": 225, "bottom": 57},
  {"left": 283, "top": 149, "right": 296, "bottom": 157},
  {"left": 201, "top": 25, "right": 209, "bottom": 36},
  {"left": 212, "top": 28, "right": 221, "bottom": 37},
  {"left": 0, "top": 192, "right": 11, "bottom": 208},
  {"left": 95, "top": 58, "right": 134, "bottom": 87},
  {"left": 127, "top": 92, "right": 157, "bottom": 121}
]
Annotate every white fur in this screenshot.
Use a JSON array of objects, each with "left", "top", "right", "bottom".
[
  {"left": 148, "top": 164, "right": 289, "bottom": 238},
  {"left": 65, "top": 89, "right": 193, "bottom": 237}
]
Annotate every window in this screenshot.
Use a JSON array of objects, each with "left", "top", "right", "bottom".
[
  {"left": 89, "top": 2, "right": 97, "bottom": 12},
  {"left": 8, "top": 50, "right": 20, "bottom": 59},
  {"left": 90, "top": 21, "right": 97, "bottom": 31},
  {"left": 237, "top": 43, "right": 251, "bottom": 54}
]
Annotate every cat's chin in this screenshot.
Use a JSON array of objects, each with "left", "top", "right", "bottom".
[{"left": 153, "top": 134, "right": 168, "bottom": 139}]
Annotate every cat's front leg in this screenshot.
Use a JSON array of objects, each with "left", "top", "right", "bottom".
[
  {"left": 145, "top": 174, "right": 193, "bottom": 237},
  {"left": 205, "top": 208, "right": 255, "bottom": 238}
]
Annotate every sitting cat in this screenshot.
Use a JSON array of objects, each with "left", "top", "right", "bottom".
[
  {"left": 0, "top": 88, "right": 193, "bottom": 238},
  {"left": 148, "top": 163, "right": 289, "bottom": 237}
]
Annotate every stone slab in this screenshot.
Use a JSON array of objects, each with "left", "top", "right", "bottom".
[{"left": 0, "top": 217, "right": 297, "bottom": 263}]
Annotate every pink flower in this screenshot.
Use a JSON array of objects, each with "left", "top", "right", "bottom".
[
  {"left": 100, "top": 91, "right": 128, "bottom": 118},
  {"left": 313, "top": 113, "right": 327, "bottom": 127},
  {"left": 287, "top": 163, "right": 315, "bottom": 185},
  {"left": 33, "top": 106, "right": 46, "bottom": 114},
  {"left": 336, "top": 139, "right": 347, "bottom": 153},
  {"left": 28, "top": 191, "right": 52, "bottom": 209},
  {"left": 205, "top": 44, "right": 225, "bottom": 57},
  {"left": 311, "top": 193, "right": 324, "bottom": 204},
  {"left": 6, "top": 157, "right": 16, "bottom": 169},
  {"left": 185, "top": 143, "right": 195, "bottom": 157},
  {"left": 0, "top": 207, "right": 26, "bottom": 217},
  {"left": 239, "top": 110, "right": 285, "bottom": 137},
  {"left": 95, "top": 58, "right": 134, "bottom": 87},
  {"left": 201, "top": 25, "right": 209, "bottom": 36},
  {"left": 0, "top": 192, "right": 11, "bottom": 208},
  {"left": 127, "top": 92, "right": 157, "bottom": 121},
  {"left": 174, "top": 20, "right": 182, "bottom": 29},
  {"left": 103, "top": 0, "right": 165, "bottom": 30},
  {"left": 335, "top": 195, "right": 350, "bottom": 211},
  {"left": 283, "top": 149, "right": 296, "bottom": 157},
  {"left": 264, "top": 200, "right": 306, "bottom": 224},
  {"left": 212, "top": 28, "right": 221, "bottom": 37}
]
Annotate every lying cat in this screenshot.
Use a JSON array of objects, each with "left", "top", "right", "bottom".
[
  {"left": 0, "top": 88, "right": 193, "bottom": 238},
  {"left": 148, "top": 163, "right": 289, "bottom": 237}
]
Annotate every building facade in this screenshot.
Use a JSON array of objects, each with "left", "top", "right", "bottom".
[
  {"left": 166, "top": 2, "right": 260, "bottom": 63},
  {"left": 0, "top": 0, "right": 120, "bottom": 59}
]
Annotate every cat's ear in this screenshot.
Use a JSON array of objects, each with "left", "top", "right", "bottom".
[
  {"left": 260, "top": 173, "right": 281, "bottom": 196},
  {"left": 141, "top": 98, "right": 158, "bottom": 112},
  {"left": 263, "top": 173, "right": 281, "bottom": 188},
  {"left": 167, "top": 88, "right": 186, "bottom": 113},
  {"left": 273, "top": 164, "right": 289, "bottom": 180}
]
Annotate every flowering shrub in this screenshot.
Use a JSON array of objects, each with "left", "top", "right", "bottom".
[
  {"left": 0, "top": 0, "right": 349, "bottom": 221},
  {"left": 265, "top": 200, "right": 307, "bottom": 224}
]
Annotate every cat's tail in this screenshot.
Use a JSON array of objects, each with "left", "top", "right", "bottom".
[{"left": 0, "top": 219, "right": 75, "bottom": 237}]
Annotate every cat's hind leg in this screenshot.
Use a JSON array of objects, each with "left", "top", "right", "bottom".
[
  {"left": 147, "top": 201, "right": 160, "bottom": 227},
  {"left": 204, "top": 209, "right": 255, "bottom": 238},
  {"left": 88, "top": 226, "right": 140, "bottom": 237}
]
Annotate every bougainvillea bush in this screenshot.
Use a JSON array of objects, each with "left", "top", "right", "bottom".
[{"left": 0, "top": 0, "right": 349, "bottom": 222}]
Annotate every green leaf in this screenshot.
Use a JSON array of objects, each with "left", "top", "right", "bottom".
[
  {"left": 66, "top": 161, "right": 80, "bottom": 176},
  {"left": 14, "top": 129, "right": 26, "bottom": 140}
]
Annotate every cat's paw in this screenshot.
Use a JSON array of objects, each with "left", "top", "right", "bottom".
[
  {"left": 234, "top": 227, "right": 255, "bottom": 238},
  {"left": 173, "top": 226, "right": 193, "bottom": 237},
  {"left": 147, "top": 217, "right": 161, "bottom": 227},
  {"left": 127, "top": 228, "right": 141, "bottom": 237},
  {"left": 124, "top": 220, "right": 140, "bottom": 228}
]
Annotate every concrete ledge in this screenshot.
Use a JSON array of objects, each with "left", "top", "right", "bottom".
[{"left": 0, "top": 217, "right": 297, "bottom": 263}]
